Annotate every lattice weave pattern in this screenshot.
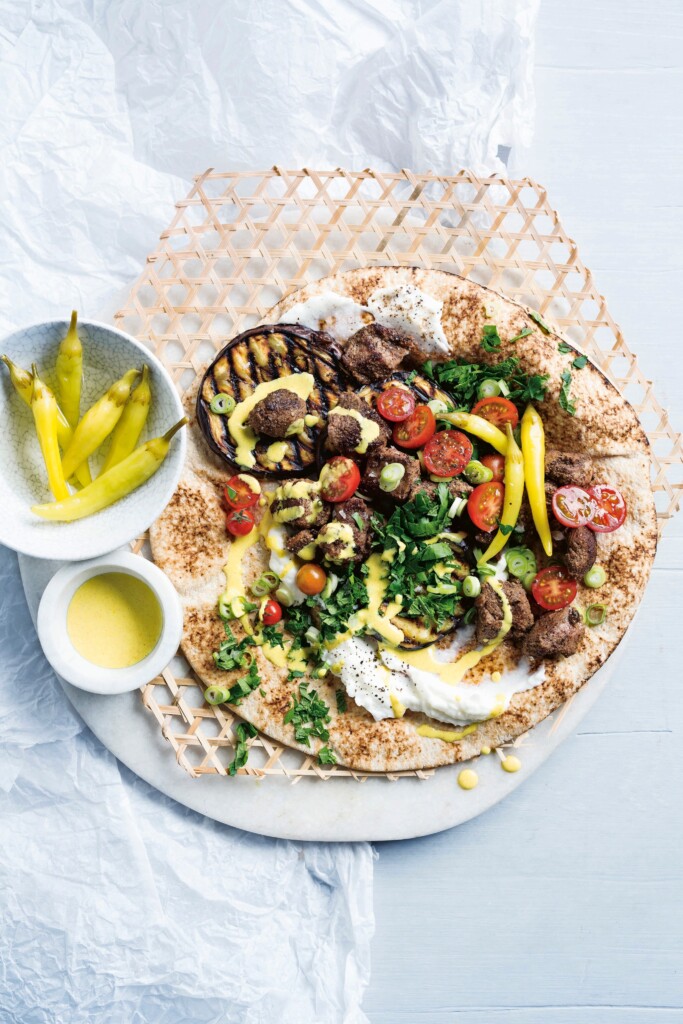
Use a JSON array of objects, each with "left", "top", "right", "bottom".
[{"left": 117, "top": 168, "right": 683, "bottom": 780}]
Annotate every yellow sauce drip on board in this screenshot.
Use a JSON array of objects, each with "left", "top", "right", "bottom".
[
  {"left": 387, "top": 579, "right": 512, "bottom": 685},
  {"left": 501, "top": 754, "right": 521, "bottom": 773},
  {"left": 266, "top": 441, "right": 288, "bottom": 463},
  {"left": 227, "top": 373, "right": 315, "bottom": 468},
  {"left": 417, "top": 724, "right": 477, "bottom": 742},
  {"left": 67, "top": 572, "right": 162, "bottom": 669},
  {"left": 481, "top": 746, "right": 492, "bottom": 755},
  {"left": 328, "top": 407, "right": 380, "bottom": 454},
  {"left": 458, "top": 769, "right": 479, "bottom": 790}
]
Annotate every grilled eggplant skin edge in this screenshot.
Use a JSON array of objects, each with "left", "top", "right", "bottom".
[{"left": 196, "top": 323, "right": 346, "bottom": 479}]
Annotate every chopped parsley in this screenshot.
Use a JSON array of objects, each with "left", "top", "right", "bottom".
[
  {"left": 528, "top": 309, "right": 550, "bottom": 333},
  {"left": 498, "top": 522, "right": 515, "bottom": 536},
  {"left": 572, "top": 354, "right": 588, "bottom": 370},
  {"left": 480, "top": 324, "right": 502, "bottom": 352},
  {"left": 371, "top": 484, "right": 468, "bottom": 629},
  {"left": 212, "top": 625, "right": 262, "bottom": 704},
  {"left": 404, "top": 368, "right": 418, "bottom": 384},
  {"left": 286, "top": 569, "right": 368, "bottom": 649},
  {"left": 352, "top": 511, "right": 365, "bottom": 530},
  {"left": 284, "top": 682, "right": 332, "bottom": 746},
  {"left": 261, "top": 625, "right": 285, "bottom": 648},
  {"left": 424, "top": 355, "right": 548, "bottom": 409},
  {"left": 318, "top": 746, "right": 337, "bottom": 766},
  {"left": 335, "top": 689, "right": 347, "bottom": 713},
  {"left": 213, "top": 624, "right": 255, "bottom": 671},
  {"left": 559, "top": 369, "right": 577, "bottom": 416},
  {"left": 509, "top": 327, "right": 533, "bottom": 343},
  {"left": 558, "top": 341, "right": 573, "bottom": 354},
  {"left": 228, "top": 722, "right": 258, "bottom": 776}
]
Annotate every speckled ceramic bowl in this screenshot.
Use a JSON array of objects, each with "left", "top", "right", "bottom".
[{"left": 0, "top": 319, "right": 186, "bottom": 561}]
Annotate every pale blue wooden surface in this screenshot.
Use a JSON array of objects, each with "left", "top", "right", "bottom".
[{"left": 367, "top": 3, "right": 683, "bottom": 1020}]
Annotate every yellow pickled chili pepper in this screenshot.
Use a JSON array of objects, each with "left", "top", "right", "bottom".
[
  {"left": 32, "top": 418, "right": 187, "bottom": 522},
  {"left": 439, "top": 411, "right": 508, "bottom": 455},
  {"left": 478, "top": 423, "right": 525, "bottom": 566},
  {"left": 1, "top": 355, "right": 73, "bottom": 450},
  {"left": 99, "top": 364, "right": 151, "bottom": 475},
  {"left": 55, "top": 310, "right": 82, "bottom": 429},
  {"left": 61, "top": 367, "right": 140, "bottom": 480},
  {"left": 521, "top": 404, "right": 552, "bottom": 557},
  {"left": 30, "top": 364, "right": 70, "bottom": 502}
]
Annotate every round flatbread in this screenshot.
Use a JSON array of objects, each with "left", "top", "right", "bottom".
[{"left": 151, "top": 267, "right": 657, "bottom": 772}]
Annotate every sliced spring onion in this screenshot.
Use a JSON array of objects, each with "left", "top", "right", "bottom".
[
  {"left": 584, "top": 564, "right": 607, "bottom": 589},
  {"left": 229, "top": 595, "right": 251, "bottom": 618},
  {"left": 210, "top": 393, "right": 236, "bottom": 415},
  {"left": 585, "top": 603, "right": 607, "bottom": 627},
  {"left": 497, "top": 379, "right": 511, "bottom": 397},
  {"left": 477, "top": 378, "right": 501, "bottom": 400},
  {"left": 251, "top": 571, "right": 280, "bottom": 596},
  {"left": 379, "top": 462, "right": 406, "bottom": 493},
  {"left": 428, "top": 398, "right": 449, "bottom": 416},
  {"left": 321, "top": 572, "right": 338, "bottom": 601},
  {"left": 305, "top": 626, "right": 321, "bottom": 645},
  {"left": 464, "top": 460, "right": 493, "bottom": 485},
  {"left": 462, "top": 575, "right": 481, "bottom": 598},
  {"left": 204, "top": 685, "right": 231, "bottom": 705},
  {"left": 521, "top": 569, "right": 537, "bottom": 591},
  {"left": 463, "top": 606, "right": 477, "bottom": 624},
  {"left": 217, "top": 594, "right": 232, "bottom": 620},
  {"left": 275, "top": 585, "right": 295, "bottom": 608},
  {"left": 505, "top": 546, "right": 536, "bottom": 580},
  {"left": 447, "top": 496, "right": 468, "bottom": 518}
]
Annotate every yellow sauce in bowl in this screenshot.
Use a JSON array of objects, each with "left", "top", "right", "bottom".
[{"left": 67, "top": 572, "right": 163, "bottom": 669}]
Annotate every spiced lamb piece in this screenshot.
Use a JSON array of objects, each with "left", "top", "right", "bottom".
[
  {"left": 523, "top": 606, "right": 585, "bottom": 662},
  {"left": 316, "top": 496, "right": 372, "bottom": 565},
  {"left": 409, "top": 477, "right": 473, "bottom": 503},
  {"left": 285, "top": 529, "right": 318, "bottom": 558},
  {"left": 325, "top": 392, "right": 390, "bottom": 456},
  {"left": 340, "top": 323, "right": 410, "bottom": 383},
  {"left": 545, "top": 450, "right": 595, "bottom": 487},
  {"left": 270, "top": 480, "right": 330, "bottom": 531},
  {"left": 474, "top": 580, "right": 534, "bottom": 644},
  {"left": 564, "top": 525, "right": 598, "bottom": 579},
  {"left": 246, "top": 389, "right": 307, "bottom": 439},
  {"left": 361, "top": 445, "right": 420, "bottom": 502}
]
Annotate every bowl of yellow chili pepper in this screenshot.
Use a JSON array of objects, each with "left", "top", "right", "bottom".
[{"left": 0, "top": 315, "right": 187, "bottom": 561}]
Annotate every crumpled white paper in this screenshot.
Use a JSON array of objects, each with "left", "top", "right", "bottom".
[{"left": 0, "top": 1, "right": 538, "bottom": 1019}]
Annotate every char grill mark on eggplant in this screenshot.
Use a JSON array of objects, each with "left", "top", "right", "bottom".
[{"left": 197, "top": 324, "right": 347, "bottom": 477}]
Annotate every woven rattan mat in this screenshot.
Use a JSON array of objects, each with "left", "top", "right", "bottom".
[{"left": 115, "top": 168, "right": 683, "bottom": 781}]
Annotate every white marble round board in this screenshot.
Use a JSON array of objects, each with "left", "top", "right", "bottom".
[{"left": 19, "top": 552, "right": 629, "bottom": 842}]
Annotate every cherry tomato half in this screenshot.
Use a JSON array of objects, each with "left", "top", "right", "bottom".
[
  {"left": 224, "top": 474, "right": 259, "bottom": 511},
  {"left": 471, "top": 396, "right": 519, "bottom": 430},
  {"left": 467, "top": 480, "right": 505, "bottom": 533},
  {"left": 531, "top": 565, "right": 578, "bottom": 611},
  {"left": 481, "top": 453, "right": 505, "bottom": 483},
  {"left": 296, "top": 563, "right": 327, "bottom": 596},
  {"left": 225, "top": 508, "right": 255, "bottom": 537},
  {"left": 376, "top": 386, "right": 416, "bottom": 423},
  {"left": 423, "top": 430, "right": 473, "bottom": 478},
  {"left": 319, "top": 456, "right": 361, "bottom": 503},
  {"left": 551, "top": 485, "right": 598, "bottom": 528},
  {"left": 392, "top": 404, "right": 436, "bottom": 449},
  {"left": 260, "top": 598, "right": 282, "bottom": 625},
  {"left": 587, "top": 485, "right": 627, "bottom": 533}
]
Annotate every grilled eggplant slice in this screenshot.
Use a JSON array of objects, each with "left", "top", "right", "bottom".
[
  {"left": 197, "top": 324, "right": 347, "bottom": 477},
  {"left": 394, "top": 615, "right": 461, "bottom": 651}
]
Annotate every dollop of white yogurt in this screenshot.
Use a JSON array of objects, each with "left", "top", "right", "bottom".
[
  {"left": 278, "top": 292, "right": 369, "bottom": 342},
  {"left": 326, "top": 633, "right": 545, "bottom": 727},
  {"left": 367, "top": 284, "right": 450, "bottom": 355},
  {"left": 265, "top": 524, "right": 307, "bottom": 605}
]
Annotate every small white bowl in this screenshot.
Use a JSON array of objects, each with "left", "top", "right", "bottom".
[
  {"left": 0, "top": 318, "right": 186, "bottom": 561},
  {"left": 37, "top": 550, "right": 183, "bottom": 695}
]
